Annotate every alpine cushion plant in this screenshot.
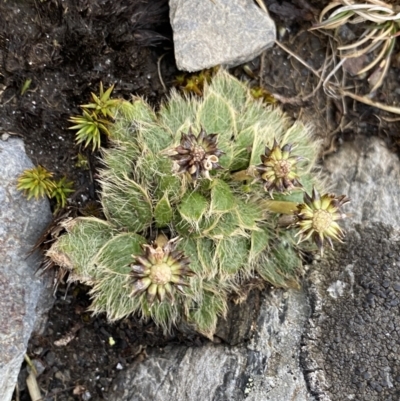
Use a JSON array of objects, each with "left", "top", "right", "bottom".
[{"left": 47, "top": 70, "right": 349, "bottom": 337}]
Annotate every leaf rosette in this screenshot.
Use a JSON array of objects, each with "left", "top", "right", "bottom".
[{"left": 48, "top": 70, "right": 348, "bottom": 336}]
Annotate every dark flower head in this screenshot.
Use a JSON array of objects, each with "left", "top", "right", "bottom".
[
  {"left": 295, "top": 187, "right": 350, "bottom": 254},
  {"left": 129, "top": 237, "right": 194, "bottom": 305},
  {"left": 170, "top": 127, "right": 224, "bottom": 180},
  {"left": 256, "top": 139, "right": 303, "bottom": 196}
]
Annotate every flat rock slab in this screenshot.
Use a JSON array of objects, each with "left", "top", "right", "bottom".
[
  {"left": 301, "top": 137, "right": 400, "bottom": 400},
  {"left": 0, "top": 138, "right": 53, "bottom": 401},
  {"left": 302, "top": 223, "right": 400, "bottom": 401},
  {"left": 108, "top": 288, "right": 313, "bottom": 401},
  {"left": 324, "top": 136, "right": 400, "bottom": 230},
  {"left": 110, "top": 344, "right": 247, "bottom": 401},
  {"left": 170, "top": 0, "right": 276, "bottom": 72}
]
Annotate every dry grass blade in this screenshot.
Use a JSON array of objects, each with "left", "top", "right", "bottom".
[
  {"left": 357, "top": 7, "right": 400, "bottom": 22},
  {"left": 275, "top": 40, "right": 321, "bottom": 78},
  {"left": 366, "top": 0, "right": 395, "bottom": 7},
  {"left": 24, "top": 354, "right": 42, "bottom": 401},
  {"left": 337, "top": 28, "right": 378, "bottom": 50},
  {"left": 366, "top": 23, "right": 394, "bottom": 41},
  {"left": 310, "top": 13, "right": 352, "bottom": 30},
  {"left": 330, "top": 4, "right": 379, "bottom": 17},
  {"left": 369, "top": 55, "right": 391, "bottom": 92},
  {"left": 356, "top": 37, "right": 391, "bottom": 74},
  {"left": 254, "top": 0, "right": 268, "bottom": 13},
  {"left": 26, "top": 373, "right": 42, "bottom": 401},
  {"left": 310, "top": 0, "right": 400, "bottom": 92},
  {"left": 341, "top": 38, "right": 381, "bottom": 58},
  {"left": 319, "top": 1, "right": 350, "bottom": 22},
  {"left": 276, "top": 30, "right": 400, "bottom": 114},
  {"left": 341, "top": 89, "right": 400, "bottom": 114}
]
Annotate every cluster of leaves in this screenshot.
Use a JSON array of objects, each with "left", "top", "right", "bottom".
[
  {"left": 174, "top": 67, "right": 219, "bottom": 96},
  {"left": 47, "top": 71, "right": 347, "bottom": 337},
  {"left": 250, "top": 86, "right": 277, "bottom": 104},
  {"left": 75, "top": 153, "right": 90, "bottom": 170},
  {"left": 311, "top": 0, "right": 400, "bottom": 92},
  {"left": 176, "top": 66, "right": 276, "bottom": 104},
  {"left": 69, "top": 83, "right": 121, "bottom": 151},
  {"left": 17, "top": 166, "right": 74, "bottom": 211}
]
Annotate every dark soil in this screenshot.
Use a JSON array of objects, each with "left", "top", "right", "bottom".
[
  {"left": 0, "top": 0, "right": 176, "bottom": 212},
  {"left": 2, "top": 0, "right": 400, "bottom": 400}
]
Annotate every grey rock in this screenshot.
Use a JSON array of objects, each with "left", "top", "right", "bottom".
[
  {"left": 170, "top": 0, "right": 276, "bottom": 72},
  {"left": 109, "top": 344, "right": 247, "bottom": 401},
  {"left": 244, "top": 289, "right": 313, "bottom": 401},
  {"left": 108, "top": 289, "right": 313, "bottom": 401},
  {"left": 302, "top": 223, "right": 400, "bottom": 401},
  {"left": 324, "top": 136, "right": 400, "bottom": 230},
  {"left": 300, "top": 137, "right": 400, "bottom": 401},
  {"left": 0, "top": 138, "right": 53, "bottom": 401}
]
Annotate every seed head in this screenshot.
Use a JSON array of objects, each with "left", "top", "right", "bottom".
[
  {"left": 256, "top": 139, "right": 303, "bottom": 196},
  {"left": 129, "top": 237, "right": 194, "bottom": 305},
  {"left": 169, "top": 127, "right": 224, "bottom": 180},
  {"left": 295, "top": 187, "right": 350, "bottom": 254}
]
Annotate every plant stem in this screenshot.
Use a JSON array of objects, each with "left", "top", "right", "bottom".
[
  {"left": 231, "top": 168, "right": 255, "bottom": 181},
  {"left": 261, "top": 199, "right": 299, "bottom": 215},
  {"left": 24, "top": 354, "right": 37, "bottom": 376}
]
